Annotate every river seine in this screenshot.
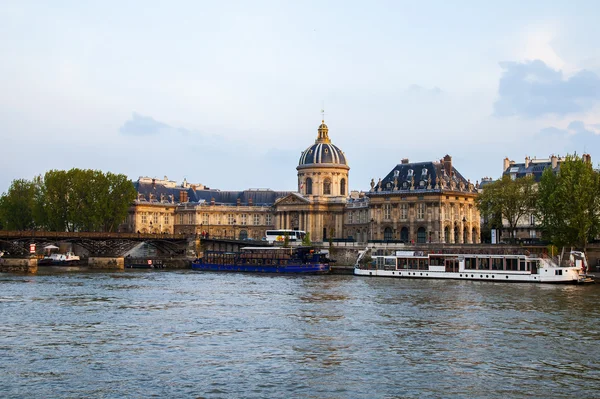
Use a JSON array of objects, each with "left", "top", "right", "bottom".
[{"left": 1, "top": 270, "right": 599, "bottom": 398}]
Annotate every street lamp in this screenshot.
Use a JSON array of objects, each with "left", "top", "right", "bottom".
[{"left": 233, "top": 219, "right": 237, "bottom": 240}]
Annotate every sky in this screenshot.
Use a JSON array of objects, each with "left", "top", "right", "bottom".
[{"left": 1, "top": 0, "right": 600, "bottom": 193}]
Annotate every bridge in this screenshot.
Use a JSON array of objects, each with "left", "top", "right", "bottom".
[{"left": 0, "top": 231, "right": 268, "bottom": 257}]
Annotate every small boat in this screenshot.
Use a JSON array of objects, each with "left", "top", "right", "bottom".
[
  {"left": 354, "top": 249, "right": 594, "bottom": 284},
  {"left": 38, "top": 252, "right": 82, "bottom": 266},
  {"left": 192, "top": 246, "right": 330, "bottom": 274}
]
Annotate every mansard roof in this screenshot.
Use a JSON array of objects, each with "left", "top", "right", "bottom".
[
  {"left": 134, "top": 180, "right": 290, "bottom": 206},
  {"left": 368, "top": 159, "right": 476, "bottom": 195}
]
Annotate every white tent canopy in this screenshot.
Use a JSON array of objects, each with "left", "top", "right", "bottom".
[{"left": 44, "top": 245, "right": 59, "bottom": 250}]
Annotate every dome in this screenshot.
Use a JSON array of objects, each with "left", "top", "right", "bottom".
[{"left": 298, "top": 121, "right": 348, "bottom": 166}]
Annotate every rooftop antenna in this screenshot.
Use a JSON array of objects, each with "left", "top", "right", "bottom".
[{"left": 321, "top": 101, "right": 326, "bottom": 122}]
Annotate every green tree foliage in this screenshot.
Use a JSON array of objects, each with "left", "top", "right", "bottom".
[
  {"left": 476, "top": 175, "right": 537, "bottom": 243},
  {"left": 0, "top": 179, "right": 38, "bottom": 230},
  {"left": 301, "top": 232, "right": 312, "bottom": 246},
  {"left": 1, "top": 168, "right": 136, "bottom": 232},
  {"left": 537, "top": 155, "right": 600, "bottom": 251}
]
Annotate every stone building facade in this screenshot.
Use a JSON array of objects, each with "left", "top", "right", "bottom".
[
  {"left": 125, "top": 176, "right": 287, "bottom": 239},
  {"left": 345, "top": 156, "right": 481, "bottom": 244},
  {"left": 273, "top": 121, "right": 349, "bottom": 242},
  {"left": 126, "top": 121, "right": 481, "bottom": 244}
]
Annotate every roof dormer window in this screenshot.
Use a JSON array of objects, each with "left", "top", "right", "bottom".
[
  {"left": 407, "top": 169, "right": 414, "bottom": 177},
  {"left": 422, "top": 168, "right": 427, "bottom": 176},
  {"left": 394, "top": 170, "right": 400, "bottom": 177}
]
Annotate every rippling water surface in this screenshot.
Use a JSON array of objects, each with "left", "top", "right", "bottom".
[{"left": 1, "top": 270, "right": 599, "bottom": 398}]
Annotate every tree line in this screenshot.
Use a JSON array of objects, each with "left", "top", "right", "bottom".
[
  {"left": 0, "top": 169, "right": 137, "bottom": 232},
  {"left": 477, "top": 154, "right": 600, "bottom": 252}
]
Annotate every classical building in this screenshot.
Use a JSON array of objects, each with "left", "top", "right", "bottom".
[
  {"left": 126, "top": 120, "right": 482, "bottom": 245},
  {"left": 126, "top": 176, "right": 289, "bottom": 238},
  {"left": 273, "top": 120, "right": 349, "bottom": 242},
  {"left": 350, "top": 155, "right": 481, "bottom": 244}
]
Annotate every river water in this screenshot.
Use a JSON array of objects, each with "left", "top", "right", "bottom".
[{"left": 1, "top": 270, "right": 599, "bottom": 398}]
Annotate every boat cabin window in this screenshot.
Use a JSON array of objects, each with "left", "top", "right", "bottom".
[
  {"left": 397, "top": 258, "right": 408, "bottom": 269},
  {"left": 491, "top": 258, "right": 504, "bottom": 270},
  {"left": 506, "top": 258, "right": 518, "bottom": 271},
  {"left": 478, "top": 258, "right": 489, "bottom": 270},
  {"left": 385, "top": 258, "right": 396, "bottom": 268},
  {"left": 465, "top": 258, "right": 476, "bottom": 270},
  {"left": 429, "top": 256, "right": 445, "bottom": 266},
  {"left": 519, "top": 260, "right": 527, "bottom": 271}
]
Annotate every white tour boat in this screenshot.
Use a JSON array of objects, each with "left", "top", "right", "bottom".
[{"left": 354, "top": 249, "right": 593, "bottom": 284}]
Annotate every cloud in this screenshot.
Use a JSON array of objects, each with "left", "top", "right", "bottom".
[
  {"left": 407, "top": 84, "right": 443, "bottom": 95},
  {"left": 539, "top": 120, "right": 600, "bottom": 154},
  {"left": 494, "top": 60, "right": 600, "bottom": 118},
  {"left": 119, "top": 112, "right": 171, "bottom": 136}
]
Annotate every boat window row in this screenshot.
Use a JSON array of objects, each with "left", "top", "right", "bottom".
[{"left": 373, "top": 256, "right": 538, "bottom": 272}]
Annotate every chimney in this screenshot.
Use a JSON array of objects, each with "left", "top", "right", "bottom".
[
  {"left": 401, "top": 158, "right": 409, "bottom": 164},
  {"left": 443, "top": 154, "right": 452, "bottom": 177},
  {"left": 525, "top": 156, "right": 530, "bottom": 169},
  {"left": 237, "top": 198, "right": 241, "bottom": 206},
  {"left": 152, "top": 178, "right": 156, "bottom": 189},
  {"left": 503, "top": 157, "right": 510, "bottom": 172},
  {"left": 551, "top": 154, "right": 558, "bottom": 169},
  {"left": 248, "top": 197, "right": 253, "bottom": 206},
  {"left": 210, "top": 197, "right": 215, "bottom": 206}
]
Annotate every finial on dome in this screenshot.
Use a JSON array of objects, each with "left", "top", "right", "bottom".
[{"left": 316, "top": 119, "right": 331, "bottom": 144}]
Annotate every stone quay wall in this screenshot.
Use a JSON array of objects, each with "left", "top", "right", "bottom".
[
  {"left": 88, "top": 257, "right": 125, "bottom": 270},
  {"left": 0, "top": 257, "right": 38, "bottom": 274}
]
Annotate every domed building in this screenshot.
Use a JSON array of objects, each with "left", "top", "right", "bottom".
[{"left": 273, "top": 120, "right": 349, "bottom": 242}]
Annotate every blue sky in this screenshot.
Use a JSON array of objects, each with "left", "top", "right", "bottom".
[{"left": 1, "top": 0, "right": 599, "bottom": 193}]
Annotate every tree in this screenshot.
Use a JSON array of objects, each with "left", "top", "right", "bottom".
[
  {"left": 301, "top": 232, "right": 312, "bottom": 246},
  {"left": 536, "top": 154, "right": 600, "bottom": 252},
  {"left": 0, "top": 179, "right": 38, "bottom": 230},
  {"left": 476, "top": 175, "right": 537, "bottom": 243}
]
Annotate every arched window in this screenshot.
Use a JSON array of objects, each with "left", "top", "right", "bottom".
[
  {"left": 340, "top": 178, "right": 346, "bottom": 196},
  {"left": 463, "top": 227, "right": 468, "bottom": 243},
  {"left": 444, "top": 226, "right": 450, "bottom": 243},
  {"left": 417, "top": 227, "right": 426, "bottom": 243},
  {"left": 305, "top": 178, "right": 313, "bottom": 195},
  {"left": 323, "top": 178, "right": 331, "bottom": 195},
  {"left": 400, "top": 227, "right": 409, "bottom": 243},
  {"left": 472, "top": 227, "right": 478, "bottom": 243},
  {"left": 384, "top": 227, "right": 393, "bottom": 241},
  {"left": 454, "top": 226, "right": 459, "bottom": 243},
  {"left": 239, "top": 230, "right": 248, "bottom": 240}
]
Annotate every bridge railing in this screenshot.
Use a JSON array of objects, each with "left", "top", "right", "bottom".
[{"left": 0, "top": 231, "right": 192, "bottom": 240}]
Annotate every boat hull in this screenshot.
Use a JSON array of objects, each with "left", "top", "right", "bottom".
[
  {"left": 354, "top": 268, "right": 587, "bottom": 284},
  {"left": 192, "top": 262, "right": 329, "bottom": 274}
]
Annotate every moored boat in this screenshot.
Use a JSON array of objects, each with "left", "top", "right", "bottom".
[
  {"left": 355, "top": 249, "right": 593, "bottom": 284},
  {"left": 192, "top": 246, "right": 330, "bottom": 274},
  {"left": 38, "top": 252, "right": 82, "bottom": 266}
]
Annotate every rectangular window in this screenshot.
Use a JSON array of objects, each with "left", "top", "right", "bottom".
[
  {"left": 383, "top": 204, "right": 391, "bottom": 220},
  {"left": 228, "top": 214, "right": 235, "bottom": 225},
  {"left": 349, "top": 212, "right": 353, "bottom": 224},
  {"left": 164, "top": 215, "right": 169, "bottom": 225},
  {"left": 187, "top": 213, "right": 194, "bottom": 224},
  {"left": 202, "top": 213, "right": 209, "bottom": 224},
  {"left": 178, "top": 214, "right": 183, "bottom": 224},
  {"left": 153, "top": 213, "right": 159, "bottom": 224},
  {"left": 265, "top": 214, "right": 272, "bottom": 225},
  {"left": 241, "top": 214, "right": 247, "bottom": 225},
  {"left": 141, "top": 214, "right": 147, "bottom": 224},
  {"left": 254, "top": 214, "right": 260, "bottom": 225},
  {"left": 401, "top": 204, "right": 408, "bottom": 219},
  {"left": 417, "top": 204, "right": 425, "bottom": 220}
]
